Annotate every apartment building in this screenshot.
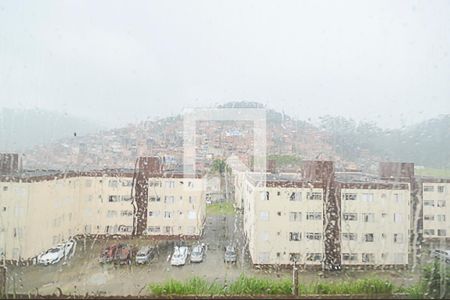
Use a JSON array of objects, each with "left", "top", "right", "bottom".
[
  {"left": 339, "top": 184, "right": 410, "bottom": 266},
  {"left": 232, "top": 160, "right": 413, "bottom": 269},
  {"left": 146, "top": 176, "right": 206, "bottom": 236},
  {"left": 421, "top": 180, "right": 450, "bottom": 240},
  {"left": 0, "top": 157, "right": 206, "bottom": 262}
]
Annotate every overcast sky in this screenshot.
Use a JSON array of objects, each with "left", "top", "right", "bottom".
[{"left": 0, "top": 0, "right": 449, "bottom": 129}]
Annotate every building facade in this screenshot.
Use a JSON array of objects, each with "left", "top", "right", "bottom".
[{"left": 0, "top": 157, "right": 206, "bottom": 262}]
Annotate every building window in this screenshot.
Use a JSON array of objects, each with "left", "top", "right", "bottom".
[
  {"left": 260, "top": 191, "right": 270, "bottom": 200},
  {"left": 342, "top": 233, "right": 358, "bottom": 241},
  {"left": 437, "top": 214, "right": 446, "bottom": 222},
  {"left": 364, "top": 233, "right": 374, "bottom": 242},
  {"left": 290, "top": 192, "right": 301, "bottom": 201},
  {"left": 306, "top": 212, "right": 322, "bottom": 221},
  {"left": 188, "top": 211, "right": 196, "bottom": 220},
  {"left": 164, "top": 196, "right": 175, "bottom": 204},
  {"left": 393, "top": 213, "right": 402, "bottom": 223},
  {"left": 165, "top": 181, "right": 175, "bottom": 188},
  {"left": 289, "top": 212, "right": 301, "bottom": 221},
  {"left": 362, "top": 253, "right": 375, "bottom": 263},
  {"left": 148, "top": 211, "right": 160, "bottom": 218},
  {"left": 437, "top": 200, "right": 446, "bottom": 207},
  {"left": 343, "top": 193, "right": 357, "bottom": 201},
  {"left": 106, "top": 210, "right": 117, "bottom": 218},
  {"left": 424, "top": 186, "right": 434, "bottom": 192},
  {"left": 437, "top": 229, "right": 447, "bottom": 237},
  {"left": 342, "top": 253, "right": 358, "bottom": 261},
  {"left": 307, "top": 192, "right": 322, "bottom": 200},
  {"left": 148, "top": 226, "right": 161, "bottom": 233},
  {"left": 424, "top": 229, "right": 435, "bottom": 236},
  {"left": 108, "top": 180, "right": 118, "bottom": 188},
  {"left": 424, "top": 200, "right": 435, "bottom": 207},
  {"left": 149, "top": 196, "right": 161, "bottom": 202},
  {"left": 149, "top": 180, "right": 161, "bottom": 187},
  {"left": 306, "top": 253, "right": 322, "bottom": 262},
  {"left": 289, "top": 232, "right": 302, "bottom": 241},
  {"left": 164, "top": 226, "right": 172, "bottom": 234},
  {"left": 393, "top": 193, "right": 402, "bottom": 203},
  {"left": 164, "top": 211, "right": 172, "bottom": 219},
  {"left": 437, "top": 186, "right": 445, "bottom": 193},
  {"left": 121, "top": 180, "right": 132, "bottom": 187},
  {"left": 289, "top": 253, "right": 301, "bottom": 262},
  {"left": 362, "top": 213, "right": 375, "bottom": 223},
  {"left": 361, "top": 193, "right": 374, "bottom": 202},
  {"left": 424, "top": 215, "right": 435, "bottom": 221},
  {"left": 343, "top": 213, "right": 358, "bottom": 221},
  {"left": 394, "top": 233, "right": 404, "bottom": 243},
  {"left": 120, "top": 210, "right": 133, "bottom": 217},
  {"left": 108, "top": 195, "right": 120, "bottom": 202},
  {"left": 260, "top": 211, "right": 269, "bottom": 221},
  {"left": 306, "top": 232, "right": 322, "bottom": 240}
]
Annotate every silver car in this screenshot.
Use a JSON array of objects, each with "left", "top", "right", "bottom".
[
  {"left": 432, "top": 249, "right": 450, "bottom": 263},
  {"left": 190, "top": 244, "right": 205, "bottom": 263},
  {"left": 135, "top": 246, "right": 155, "bottom": 264},
  {"left": 224, "top": 245, "right": 237, "bottom": 263}
]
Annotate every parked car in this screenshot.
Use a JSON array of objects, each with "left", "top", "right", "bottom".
[
  {"left": 60, "top": 239, "right": 75, "bottom": 258},
  {"left": 171, "top": 246, "right": 189, "bottom": 266},
  {"left": 190, "top": 244, "right": 206, "bottom": 263},
  {"left": 114, "top": 243, "right": 134, "bottom": 265},
  {"left": 99, "top": 244, "right": 119, "bottom": 264},
  {"left": 224, "top": 245, "right": 237, "bottom": 263},
  {"left": 135, "top": 246, "right": 156, "bottom": 264},
  {"left": 37, "top": 246, "right": 65, "bottom": 265},
  {"left": 432, "top": 249, "right": 450, "bottom": 263}
]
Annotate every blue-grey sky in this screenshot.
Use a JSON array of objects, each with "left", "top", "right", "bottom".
[{"left": 0, "top": 0, "right": 449, "bottom": 128}]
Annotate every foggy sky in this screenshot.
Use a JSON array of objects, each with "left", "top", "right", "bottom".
[{"left": 0, "top": 0, "right": 449, "bottom": 129}]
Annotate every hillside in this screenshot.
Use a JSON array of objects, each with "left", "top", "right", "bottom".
[{"left": 7, "top": 103, "right": 449, "bottom": 171}]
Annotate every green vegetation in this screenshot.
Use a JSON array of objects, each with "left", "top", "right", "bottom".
[
  {"left": 395, "top": 260, "right": 450, "bottom": 299},
  {"left": 268, "top": 154, "right": 302, "bottom": 166},
  {"left": 301, "top": 278, "right": 394, "bottom": 295},
  {"left": 210, "top": 159, "right": 230, "bottom": 175},
  {"left": 415, "top": 167, "right": 450, "bottom": 178},
  {"left": 206, "top": 201, "right": 235, "bottom": 216},
  {"left": 149, "top": 275, "right": 397, "bottom": 296}
]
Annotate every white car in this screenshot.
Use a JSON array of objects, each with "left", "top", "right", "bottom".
[
  {"left": 190, "top": 244, "right": 205, "bottom": 263},
  {"left": 37, "top": 239, "right": 75, "bottom": 266},
  {"left": 170, "top": 246, "right": 189, "bottom": 266},
  {"left": 38, "top": 246, "right": 64, "bottom": 265}
]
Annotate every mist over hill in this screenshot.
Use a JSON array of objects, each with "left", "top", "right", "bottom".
[
  {"left": 0, "top": 108, "right": 102, "bottom": 152},
  {"left": 319, "top": 114, "right": 450, "bottom": 169},
  {"left": 2, "top": 103, "right": 449, "bottom": 170}
]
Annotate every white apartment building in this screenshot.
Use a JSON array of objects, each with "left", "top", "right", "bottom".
[
  {"left": 421, "top": 181, "right": 450, "bottom": 240},
  {"left": 146, "top": 177, "right": 206, "bottom": 236},
  {"left": 0, "top": 170, "right": 206, "bottom": 262},
  {"left": 232, "top": 160, "right": 413, "bottom": 268},
  {"left": 340, "top": 186, "right": 410, "bottom": 266}
]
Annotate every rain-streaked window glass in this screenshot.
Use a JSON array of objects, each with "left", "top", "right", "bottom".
[{"left": 0, "top": 0, "right": 449, "bottom": 299}]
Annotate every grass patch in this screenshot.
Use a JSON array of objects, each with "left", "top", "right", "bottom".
[
  {"left": 415, "top": 167, "right": 450, "bottom": 178},
  {"left": 302, "top": 278, "right": 394, "bottom": 295},
  {"left": 268, "top": 154, "right": 302, "bottom": 166},
  {"left": 206, "top": 201, "right": 235, "bottom": 216},
  {"left": 149, "top": 276, "right": 397, "bottom": 296}
]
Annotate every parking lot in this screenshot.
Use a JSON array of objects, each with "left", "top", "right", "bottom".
[{"left": 5, "top": 212, "right": 424, "bottom": 296}]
